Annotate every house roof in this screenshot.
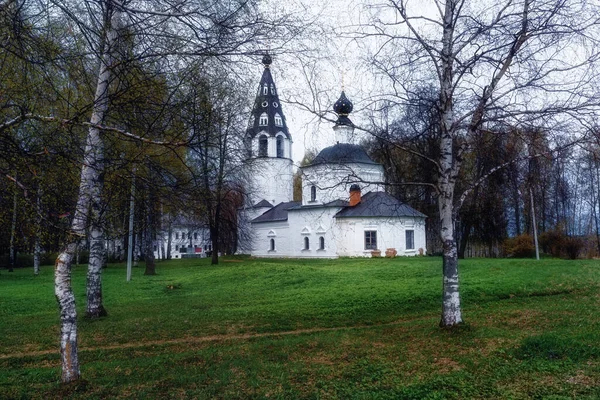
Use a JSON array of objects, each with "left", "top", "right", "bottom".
[
  {"left": 335, "top": 191, "right": 426, "bottom": 218},
  {"left": 287, "top": 199, "right": 349, "bottom": 211},
  {"left": 251, "top": 201, "right": 301, "bottom": 223},
  {"left": 251, "top": 199, "right": 273, "bottom": 209},
  {"left": 309, "top": 143, "right": 379, "bottom": 166}
]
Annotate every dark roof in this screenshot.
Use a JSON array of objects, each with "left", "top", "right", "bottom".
[
  {"left": 335, "top": 191, "right": 426, "bottom": 218},
  {"left": 251, "top": 199, "right": 273, "bottom": 209},
  {"left": 246, "top": 56, "right": 290, "bottom": 140},
  {"left": 288, "top": 199, "right": 349, "bottom": 211},
  {"left": 309, "top": 143, "right": 379, "bottom": 166},
  {"left": 252, "top": 201, "right": 300, "bottom": 223}
]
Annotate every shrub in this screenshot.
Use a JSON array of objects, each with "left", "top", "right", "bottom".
[
  {"left": 539, "top": 229, "right": 585, "bottom": 259},
  {"left": 503, "top": 234, "right": 535, "bottom": 258},
  {"left": 564, "top": 236, "right": 584, "bottom": 260}
]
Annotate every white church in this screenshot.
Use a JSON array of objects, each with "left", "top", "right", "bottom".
[{"left": 239, "top": 54, "right": 427, "bottom": 258}]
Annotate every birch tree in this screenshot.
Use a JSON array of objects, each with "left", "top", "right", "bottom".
[{"left": 359, "top": 0, "right": 600, "bottom": 326}]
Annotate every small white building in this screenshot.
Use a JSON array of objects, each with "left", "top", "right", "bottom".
[
  {"left": 154, "top": 216, "right": 212, "bottom": 259},
  {"left": 239, "top": 55, "right": 427, "bottom": 258}
]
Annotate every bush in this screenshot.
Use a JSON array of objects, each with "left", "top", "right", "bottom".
[
  {"left": 539, "top": 230, "right": 565, "bottom": 257},
  {"left": 503, "top": 234, "right": 536, "bottom": 258},
  {"left": 539, "top": 229, "right": 585, "bottom": 259},
  {"left": 564, "top": 236, "right": 584, "bottom": 260}
]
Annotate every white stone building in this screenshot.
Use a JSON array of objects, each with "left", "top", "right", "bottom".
[
  {"left": 240, "top": 55, "right": 427, "bottom": 258},
  {"left": 153, "top": 216, "right": 212, "bottom": 259}
]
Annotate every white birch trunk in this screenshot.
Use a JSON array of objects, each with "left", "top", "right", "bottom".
[
  {"left": 86, "top": 220, "right": 107, "bottom": 317},
  {"left": 54, "top": 1, "right": 121, "bottom": 382},
  {"left": 438, "top": 0, "right": 462, "bottom": 327}
]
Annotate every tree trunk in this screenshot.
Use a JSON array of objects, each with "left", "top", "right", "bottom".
[
  {"left": 54, "top": 1, "right": 121, "bottom": 382},
  {"left": 438, "top": 0, "right": 463, "bottom": 327},
  {"left": 166, "top": 223, "right": 172, "bottom": 259},
  {"left": 86, "top": 220, "right": 107, "bottom": 318},
  {"left": 55, "top": 241, "right": 80, "bottom": 382},
  {"left": 211, "top": 226, "right": 219, "bottom": 265},
  {"left": 33, "top": 184, "right": 42, "bottom": 275},
  {"left": 144, "top": 187, "right": 156, "bottom": 275},
  {"left": 439, "top": 180, "right": 463, "bottom": 327},
  {"left": 9, "top": 179, "right": 17, "bottom": 272}
]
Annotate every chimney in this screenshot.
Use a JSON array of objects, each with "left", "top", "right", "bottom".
[{"left": 349, "top": 184, "right": 361, "bottom": 206}]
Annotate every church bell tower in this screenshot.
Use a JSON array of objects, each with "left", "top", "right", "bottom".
[{"left": 244, "top": 54, "right": 294, "bottom": 206}]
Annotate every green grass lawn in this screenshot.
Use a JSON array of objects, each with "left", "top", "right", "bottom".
[{"left": 1, "top": 256, "right": 600, "bottom": 399}]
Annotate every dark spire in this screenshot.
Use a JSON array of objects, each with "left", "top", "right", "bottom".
[
  {"left": 246, "top": 54, "right": 291, "bottom": 140},
  {"left": 333, "top": 91, "right": 354, "bottom": 126},
  {"left": 262, "top": 53, "right": 272, "bottom": 67}
]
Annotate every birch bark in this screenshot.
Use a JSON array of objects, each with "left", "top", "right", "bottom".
[
  {"left": 437, "top": 0, "right": 462, "bottom": 327},
  {"left": 54, "top": 0, "right": 121, "bottom": 382}
]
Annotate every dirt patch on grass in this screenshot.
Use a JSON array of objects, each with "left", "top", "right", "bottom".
[
  {"left": 566, "top": 370, "right": 598, "bottom": 386},
  {"left": 433, "top": 357, "right": 462, "bottom": 373},
  {"left": 0, "top": 316, "right": 436, "bottom": 361}
]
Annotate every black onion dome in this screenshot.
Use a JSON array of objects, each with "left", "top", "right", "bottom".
[
  {"left": 311, "top": 143, "right": 378, "bottom": 166},
  {"left": 333, "top": 91, "right": 353, "bottom": 115},
  {"left": 245, "top": 55, "right": 291, "bottom": 142},
  {"left": 262, "top": 53, "right": 272, "bottom": 67}
]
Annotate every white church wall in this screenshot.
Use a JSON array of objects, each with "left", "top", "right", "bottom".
[
  {"left": 286, "top": 207, "right": 342, "bottom": 258},
  {"left": 252, "top": 221, "right": 292, "bottom": 257},
  {"left": 301, "top": 163, "right": 385, "bottom": 206},
  {"left": 334, "top": 217, "right": 427, "bottom": 257},
  {"left": 237, "top": 206, "right": 273, "bottom": 254},
  {"left": 246, "top": 157, "right": 294, "bottom": 206}
]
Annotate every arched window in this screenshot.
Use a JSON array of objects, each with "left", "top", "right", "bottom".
[
  {"left": 259, "top": 113, "right": 268, "bottom": 126},
  {"left": 263, "top": 85, "right": 268, "bottom": 95},
  {"left": 319, "top": 236, "right": 325, "bottom": 250},
  {"left": 310, "top": 185, "right": 316, "bottom": 202},
  {"left": 276, "top": 136, "right": 284, "bottom": 158},
  {"left": 270, "top": 84, "right": 276, "bottom": 95},
  {"left": 259, "top": 135, "right": 268, "bottom": 157},
  {"left": 304, "top": 236, "right": 310, "bottom": 250},
  {"left": 270, "top": 238, "right": 275, "bottom": 251},
  {"left": 274, "top": 113, "right": 283, "bottom": 126}
]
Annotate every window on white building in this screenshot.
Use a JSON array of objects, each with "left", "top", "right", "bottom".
[
  {"left": 406, "top": 230, "right": 415, "bottom": 250},
  {"left": 310, "top": 185, "right": 316, "bottom": 202},
  {"left": 194, "top": 233, "right": 198, "bottom": 240},
  {"left": 365, "top": 231, "right": 377, "bottom": 250},
  {"left": 319, "top": 236, "right": 325, "bottom": 250},
  {"left": 175, "top": 232, "right": 179, "bottom": 240},
  {"left": 259, "top": 113, "right": 268, "bottom": 126},
  {"left": 259, "top": 135, "right": 268, "bottom": 157},
  {"left": 276, "top": 136, "right": 284, "bottom": 158},
  {"left": 270, "top": 238, "right": 275, "bottom": 251},
  {"left": 304, "top": 236, "right": 310, "bottom": 250}
]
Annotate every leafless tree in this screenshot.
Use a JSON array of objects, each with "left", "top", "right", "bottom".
[{"left": 355, "top": 0, "right": 600, "bottom": 326}]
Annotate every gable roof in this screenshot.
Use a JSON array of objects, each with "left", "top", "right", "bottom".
[
  {"left": 251, "top": 199, "right": 273, "bottom": 209},
  {"left": 335, "top": 191, "right": 426, "bottom": 218},
  {"left": 252, "top": 201, "right": 301, "bottom": 223},
  {"left": 287, "top": 199, "right": 349, "bottom": 211}
]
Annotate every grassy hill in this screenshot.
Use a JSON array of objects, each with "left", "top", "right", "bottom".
[{"left": 1, "top": 257, "right": 599, "bottom": 398}]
